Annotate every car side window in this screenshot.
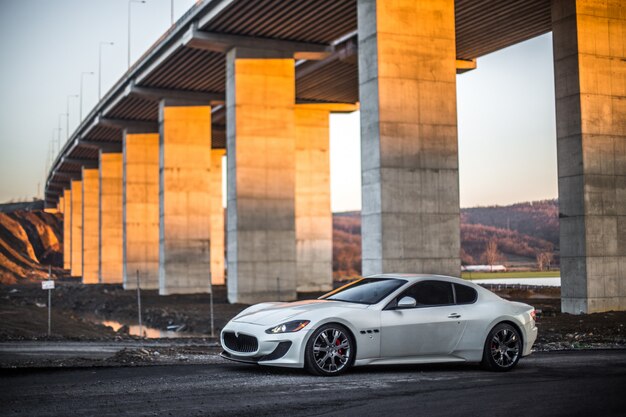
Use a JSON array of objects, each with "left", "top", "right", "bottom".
[
  {"left": 399, "top": 281, "right": 454, "bottom": 307},
  {"left": 454, "top": 283, "right": 478, "bottom": 304}
]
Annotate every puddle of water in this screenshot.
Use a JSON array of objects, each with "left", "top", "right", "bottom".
[{"left": 100, "top": 320, "right": 207, "bottom": 338}]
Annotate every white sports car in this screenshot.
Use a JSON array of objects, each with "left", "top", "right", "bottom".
[{"left": 220, "top": 274, "right": 538, "bottom": 376}]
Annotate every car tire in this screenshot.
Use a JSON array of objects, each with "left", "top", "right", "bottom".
[
  {"left": 304, "top": 323, "right": 355, "bottom": 376},
  {"left": 481, "top": 322, "right": 522, "bottom": 372}
]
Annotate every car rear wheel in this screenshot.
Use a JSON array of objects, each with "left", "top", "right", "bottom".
[
  {"left": 481, "top": 323, "right": 522, "bottom": 372},
  {"left": 304, "top": 323, "right": 354, "bottom": 376}
]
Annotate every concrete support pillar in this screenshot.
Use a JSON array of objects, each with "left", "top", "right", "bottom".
[
  {"left": 210, "top": 148, "right": 226, "bottom": 285},
  {"left": 159, "top": 105, "right": 212, "bottom": 295},
  {"left": 552, "top": 0, "right": 626, "bottom": 313},
  {"left": 123, "top": 133, "right": 160, "bottom": 290},
  {"left": 295, "top": 105, "right": 332, "bottom": 292},
  {"left": 226, "top": 49, "right": 297, "bottom": 303},
  {"left": 99, "top": 152, "right": 123, "bottom": 284},
  {"left": 63, "top": 189, "right": 71, "bottom": 270},
  {"left": 82, "top": 168, "right": 100, "bottom": 284},
  {"left": 357, "top": 0, "right": 460, "bottom": 277},
  {"left": 70, "top": 180, "right": 83, "bottom": 277},
  {"left": 58, "top": 196, "right": 64, "bottom": 214}
]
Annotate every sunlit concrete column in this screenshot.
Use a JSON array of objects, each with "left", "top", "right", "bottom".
[
  {"left": 82, "top": 168, "right": 100, "bottom": 284},
  {"left": 159, "top": 105, "right": 212, "bottom": 295},
  {"left": 552, "top": 0, "right": 626, "bottom": 313},
  {"left": 210, "top": 148, "right": 226, "bottom": 285},
  {"left": 62, "top": 189, "right": 71, "bottom": 270},
  {"left": 294, "top": 105, "right": 333, "bottom": 292},
  {"left": 226, "top": 49, "right": 297, "bottom": 303},
  {"left": 70, "top": 179, "right": 83, "bottom": 277},
  {"left": 358, "top": 0, "right": 460, "bottom": 277},
  {"left": 99, "top": 152, "right": 123, "bottom": 284},
  {"left": 58, "top": 196, "right": 64, "bottom": 214},
  {"left": 123, "top": 133, "right": 159, "bottom": 290}
]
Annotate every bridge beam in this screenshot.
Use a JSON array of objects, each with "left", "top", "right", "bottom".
[
  {"left": 553, "top": 0, "right": 626, "bottom": 313},
  {"left": 70, "top": 179, "right": 83, "bottom": 278},
  {"left": 184, "top": 23, "right": 331, "bottom": 60},
  {"left": 97, "top": 116, "right": 159, "bottom": 135},
  {"left": 82, "top": 168, "right": 100, "bottom": 284},
  {"left": 226, "top": 48, "right": 297, "bottom": 303},
  {"left": 158, "top": 104, "right": 212, "bottom": 295},
  {"left": 358, "top": 0, "right": 461, "bottom": 277},
  {"left": 123, "top": 133, "right": 160, "bottom": 290},
  {"left": 62, "top": 158, "right": 99, "bottom": 168},
  {"left": 80, "top": 140, "right": 123, "bottom": 153},
  {"left": 99, "top": 151, "right": 124, "bottom": 284},
  {"left": 128, "top": 84, "right": 225, "bottom": 106}
]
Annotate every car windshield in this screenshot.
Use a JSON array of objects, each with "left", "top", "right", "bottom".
[{"left": 319, "top": 278, "right": 407, "bottom": 305}]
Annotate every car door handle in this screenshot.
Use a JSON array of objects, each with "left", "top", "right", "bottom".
[{"left": 448, "top": 313, "right": 461, "bottom": 319}]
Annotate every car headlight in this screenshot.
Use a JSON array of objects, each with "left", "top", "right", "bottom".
[{"left": 265, "top": 320, "right": 310, "bottom": 334}]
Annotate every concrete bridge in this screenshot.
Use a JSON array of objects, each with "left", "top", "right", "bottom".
[{"left": 44, "top": 0, "right": 625, "bottom": 313}]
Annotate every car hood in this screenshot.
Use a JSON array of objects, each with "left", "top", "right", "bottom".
[{"left": 232, "top": 299, "right": 368, "bottom": 326}]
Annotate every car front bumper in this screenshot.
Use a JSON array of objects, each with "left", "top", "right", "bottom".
[{"left": 220, "top": 320, "right": 313, "bottom": 368}]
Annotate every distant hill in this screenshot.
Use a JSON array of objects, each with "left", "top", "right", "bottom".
[
  {"left": 333, "top": 212, "right": 361, "bottom": 279},
  {"left": 332, "top": 199, "right": 560, "bottom": 277},
  {"left": 0, "top": 211, "right": 64, "bottom": 284},
  {"left": 462, "top": 200, "right": 559, "bottom": 246}
]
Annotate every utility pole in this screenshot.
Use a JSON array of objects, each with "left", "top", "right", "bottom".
[
  {"left": 42, "top": 266, "right": 55, "bottom": 337},
  {"left": 47, "top": 266, "right": 52, "bottom": 336},
  {"left": 209, "top": 272, "right": 215, "bottom": 338},
  {"left": 136, "top": 270, "right": 143, "bottom": 338}
]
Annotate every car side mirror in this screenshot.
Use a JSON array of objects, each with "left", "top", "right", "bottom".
[{"left": 397, "top": 296, "right": 416, "bottom": 309}]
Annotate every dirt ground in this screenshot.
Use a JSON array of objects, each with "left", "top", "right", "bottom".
[
  {"left": 484, "top": 285, "right": 626, "bottom": 350},
  {"left": 0, "top": 281, "right": 246, "bottom": 341},
  {"left": 1, "top": 282, "right": 625, "bottom": 352}
]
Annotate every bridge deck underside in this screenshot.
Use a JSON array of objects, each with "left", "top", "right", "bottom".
[{"left": 46, "top": 0, "right": 552, "bottom": 202}]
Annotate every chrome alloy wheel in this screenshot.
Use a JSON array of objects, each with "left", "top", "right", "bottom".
[
  {"left": 490, "top": 328, "right": 520, "bottom": 368},
  {"left": 312, "top": 328, "right": 351, "bottom": 373}
]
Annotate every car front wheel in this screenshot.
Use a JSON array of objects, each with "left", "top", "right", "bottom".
[
  {"left": 304, "top": 323, "right": 354, "bottom": 376},
  {"left": 481, "top": 323, "right": 522, "bottom": 371}
]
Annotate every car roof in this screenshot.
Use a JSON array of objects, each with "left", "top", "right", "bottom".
[
  {"left": 363, "top": 273, "right": 502, "bottom": 302},
  {"left": 366, "top": 273, "right": 472, "bottom": 285}
]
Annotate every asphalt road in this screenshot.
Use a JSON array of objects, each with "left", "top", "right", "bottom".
[{"left": 2, "top": 350, "right": 625, "bottom": 417}]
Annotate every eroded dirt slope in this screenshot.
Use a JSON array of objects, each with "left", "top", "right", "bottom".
[{"left": 0, "top": 210, "right": 64, "bottom": 284}]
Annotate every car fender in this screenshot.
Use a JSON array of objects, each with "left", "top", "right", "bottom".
[
  {"left": 303, "top": 314, "right": 380, "bottom": 363},
  {"left": 483, "top": 314, "right": 527, "bottom": 348}
]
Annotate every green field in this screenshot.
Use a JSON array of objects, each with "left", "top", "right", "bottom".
[{"left": 461, "top": 271, "right": 560, "bottom": 280}]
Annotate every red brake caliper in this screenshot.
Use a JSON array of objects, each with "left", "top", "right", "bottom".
[{"left": 336, "top": 338, "right": 342, "bottom": 355}]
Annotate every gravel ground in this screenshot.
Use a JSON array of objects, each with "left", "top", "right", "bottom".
[{"left": 1, "top": 282, "right": 625, "bottom": 369}]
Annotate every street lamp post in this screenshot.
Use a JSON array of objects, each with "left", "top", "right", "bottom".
[
  {"left": 171, "top": 0, "right": 174, "bottom": 25},
  {"left": 66, "top": 94, "right": 78, "bottom": 141},
  {"left": 79, "top": 72, "right": 94, "bottom": 122},
  {"left": 57, "top": 114, "right": 65, "bottom": 153},
  {"left": 52, "top": 128, "right": 60, "bottom": 159},
  {"left": 128, "top": 0, "right": 146, "bottom": 68},
  {"left": 98, "top": 42, "right": 114, "bottom": 100}
]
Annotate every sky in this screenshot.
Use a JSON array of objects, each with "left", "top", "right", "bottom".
[{"left": 0, "top": 0, "right": 558, "bottom": 212}]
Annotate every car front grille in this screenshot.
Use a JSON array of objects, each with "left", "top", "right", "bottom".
[{"left": 222, "top": 332, "right": 258, "bottom": 353}]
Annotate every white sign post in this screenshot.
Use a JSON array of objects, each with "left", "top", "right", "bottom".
[{"left": 42, "top": 266, "right": 54, "bottom": 336}]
